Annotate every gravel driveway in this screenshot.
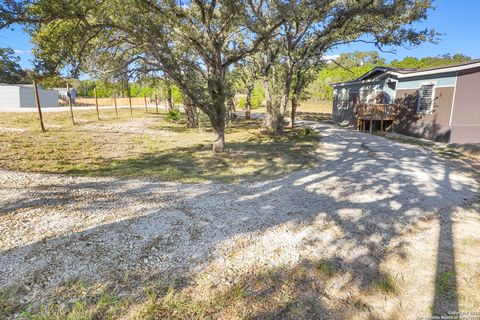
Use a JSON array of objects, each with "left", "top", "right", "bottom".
[{"left": 1, "top": 121, "right": 479, "bottom": 318}]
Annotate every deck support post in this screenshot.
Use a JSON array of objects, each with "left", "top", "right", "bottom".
[
  {"left": 362, "top": 119, "right": 366, "bottom": 132},
  {"left": 380, "top": 120, "right": 384, "bottom": 132},
  {"left": 369, "top": 119, "right": 373, "bottom": 134}
]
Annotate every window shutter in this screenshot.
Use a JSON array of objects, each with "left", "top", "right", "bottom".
[{"left": 418, "top": 84, "right": 434, "bottom": 112}]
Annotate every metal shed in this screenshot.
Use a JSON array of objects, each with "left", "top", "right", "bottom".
[{"left": 0, "top": 84, "right": 59, "bottom": 109}]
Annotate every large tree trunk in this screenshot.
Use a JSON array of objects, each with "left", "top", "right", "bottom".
[
  {"left": 291, "top": 71, "right": 304, "bottom": 128},
  {"left": 166, "top": 78, "right": 174, "bottom": 110},
  {"left": 262, "top": 45, "right": 283, "bottom": 135},
  {"left": 226, "top": 97, "right": 236, "bottom": 125},
  {"left": 208, "top": 72, "right": 227, "bottom": 152},
  {"left": 291, "top": 94, "right": 298, "bottom": 127},
  {"left": 184, "top": 96, "right": 198, "bottom": 128},
  {"left": 212, "top": 126, "right": 225, "bottom": 152},
  {"left": 263, "top": 73, "right": 283, "bottom": 135},
  {"left": 280, "top": 61, "right": 293, "bottom": 117},
  {"left": 245, "top": 86, "right": 252, "bottom": 120}
]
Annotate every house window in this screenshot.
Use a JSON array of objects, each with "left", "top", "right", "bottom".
[
  {"left": 418, "top": 84, "right": 434, "bottom": 113},
  {"left": 374, "top": 89, "right": 384, "bottom": 104},
  {"left": 360, "top": 87, "right": 373, "bottom": 103},
  {"left": 360, "top": 87, "right": 385, "bottom": 104},
  {"left": 387, "top": 80, "right": 397, "bottom": 91}
]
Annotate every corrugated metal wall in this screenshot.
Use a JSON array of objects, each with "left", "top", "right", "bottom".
[
  {"left": 0, "top": 85, "right": 59, "bottom": 109},
  {"left": 0, "top": 86, "right": 21, "bottom": 108},
  {"left": 19, "top": 87, "right": 59, "bottom": 108}
]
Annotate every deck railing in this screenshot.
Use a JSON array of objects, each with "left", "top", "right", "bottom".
[{"left": 355, "top": 103, "right": 398, "bottom": 118}]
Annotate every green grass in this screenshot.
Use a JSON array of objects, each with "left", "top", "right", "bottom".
[
  {"left": 437, "top": 271, "right": 455, "bottom": 294},
  {"left": 0, "top": 108, "right": 320, "bottom": 182},
  {"left": 315, "top": 259, "right": 337, "bottom": 278},
  {"left": 374, "top": 274, "right": 399, "bottom": 295},
  {"left": 0, "top": 284, "right": 28, "bottom": 319},
  {"left": 0, "top": 259, "right": 361, "bottom": 320}
]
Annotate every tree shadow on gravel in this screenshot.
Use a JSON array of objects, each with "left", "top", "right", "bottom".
[{"left": 0, "top": 121, "right": 478, "bottom": 318}]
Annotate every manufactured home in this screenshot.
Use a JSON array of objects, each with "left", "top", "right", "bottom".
[
  {"left": 332, "top": 60, "right": 480, "bottom": 144},
  {"left": 0, "top": 84, "right": 59, "bottom": 109}
]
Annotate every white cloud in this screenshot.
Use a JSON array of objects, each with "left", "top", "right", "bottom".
[
  {"left": 323, "top": 54, "right": 340, "bottom": 61},
  {"left": 13, "top": 49, "right": 32, "bottom": 55}
]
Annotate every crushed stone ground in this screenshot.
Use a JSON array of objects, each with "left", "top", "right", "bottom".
[{"left": 1, "top": 121, "right": 479, "bottom": 318}]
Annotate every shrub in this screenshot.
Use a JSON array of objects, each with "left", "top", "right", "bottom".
[
  {"left": 251, "top": 85, "right": 264, "bottom": 109},
  {"left": 237, "top": 84, "right": 264, "bottom": 110},
  {"left": 238, "top": 97, "right": 246, "bottom": 109},
  {"left": 166, "top": 108, "right": 182, "bottom": 122},
  {"left": 299, "top": 126, "right": 315, "bottom": 136}
]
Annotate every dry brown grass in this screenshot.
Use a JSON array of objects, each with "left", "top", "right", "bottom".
[
  {"left": 2, "top": 259, "right": 375, "bottom": 320},
  {"left": 0, "top": 108, "right": 320, "bottom": 182}
]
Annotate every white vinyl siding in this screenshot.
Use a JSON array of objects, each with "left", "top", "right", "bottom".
[{"left": 417, "top": 84, "right": 435, "bottom": 113}]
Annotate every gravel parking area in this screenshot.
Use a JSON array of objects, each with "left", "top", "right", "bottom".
[{"left": 1, "top": 121, "right": 479, "bottom": 318}]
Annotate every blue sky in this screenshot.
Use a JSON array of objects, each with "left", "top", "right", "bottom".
[
  {"left": 0, "top": 0, "right": 479, "bottom": 69},
  {"left": 330, "top": 0, "right": 480, "bottom": 61}
]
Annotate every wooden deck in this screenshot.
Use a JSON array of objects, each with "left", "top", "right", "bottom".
[{"left": 354, "top": 104, "right": 398, "bottom": 133}]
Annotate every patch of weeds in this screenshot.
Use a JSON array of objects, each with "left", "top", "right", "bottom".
[
  {"left": 0, "top": 284, "right": 28, "bottom": 318},
  {"left": 435, "top": 147, "right": 463, "bottom": 159},
  {"left": 298, "top": 126, "right": 316, "bottom": 137},
  {"left": 141, "top": 286, "right": 206, "bottom": 320},
  {"left": 165, "top": 108, "right": 182, "bottom": 122},
  {"left": 461, "top": 237, "right": 480, "bottom": 247},
  {"left": 375, "top": 274, "right": 399, "bottom": 295},
  {"left": 31, "top": 292, "right": 123, "bottom": 320},
  {"left": 315, "top": 259, "right": 337, "bottom": 278},
  {"left": 437, "top": 271, "right": 455, "bottom": 294},
  {"left": 53, "top": 278, "right": 89, "bottom": 300}
]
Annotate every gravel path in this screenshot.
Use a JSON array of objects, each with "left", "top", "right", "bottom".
[{"left": 1, "top": 121, "right": 479, "bottom": 317}]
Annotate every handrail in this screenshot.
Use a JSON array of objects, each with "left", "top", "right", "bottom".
[{"left": 355, "top": 103, "right": 398, "bottom": 117}]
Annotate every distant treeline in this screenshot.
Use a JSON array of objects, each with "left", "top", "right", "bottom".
[
  {"left": 306, "top": 52, "right": 473, "bottom": 101},
  {"left": 2, "top": 45, "right": 473, "bottom": 104}
]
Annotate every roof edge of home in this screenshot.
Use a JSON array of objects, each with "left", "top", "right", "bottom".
[{"left": 332, "top": 59, "right": 480, "bottom": 87}]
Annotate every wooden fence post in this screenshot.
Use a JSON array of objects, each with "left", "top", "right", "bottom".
[
  {"left": 128, "top": 94, "right": 133, "bottom": 117},
  {"left": 33, "top": 80, "right": 45, "bottom": 132},
  {"left": 155, "top": 94, "right": 158, "bottom": 114},
  {"left": 67, "top": 83, "right": 75, "bottom": 125},
  {"left": 94, "top": 87, "right": 100, "bottom": 120},
  {"left": 144, "top": 94, "right": 148, "bottom": 113},
  {"left": 113, "top": 93, "right": 118, "bottom": 118}
]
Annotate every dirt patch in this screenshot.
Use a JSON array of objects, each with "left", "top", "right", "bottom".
[{"left": 0, "top": 126, "right": 26, "bottom": 133}]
